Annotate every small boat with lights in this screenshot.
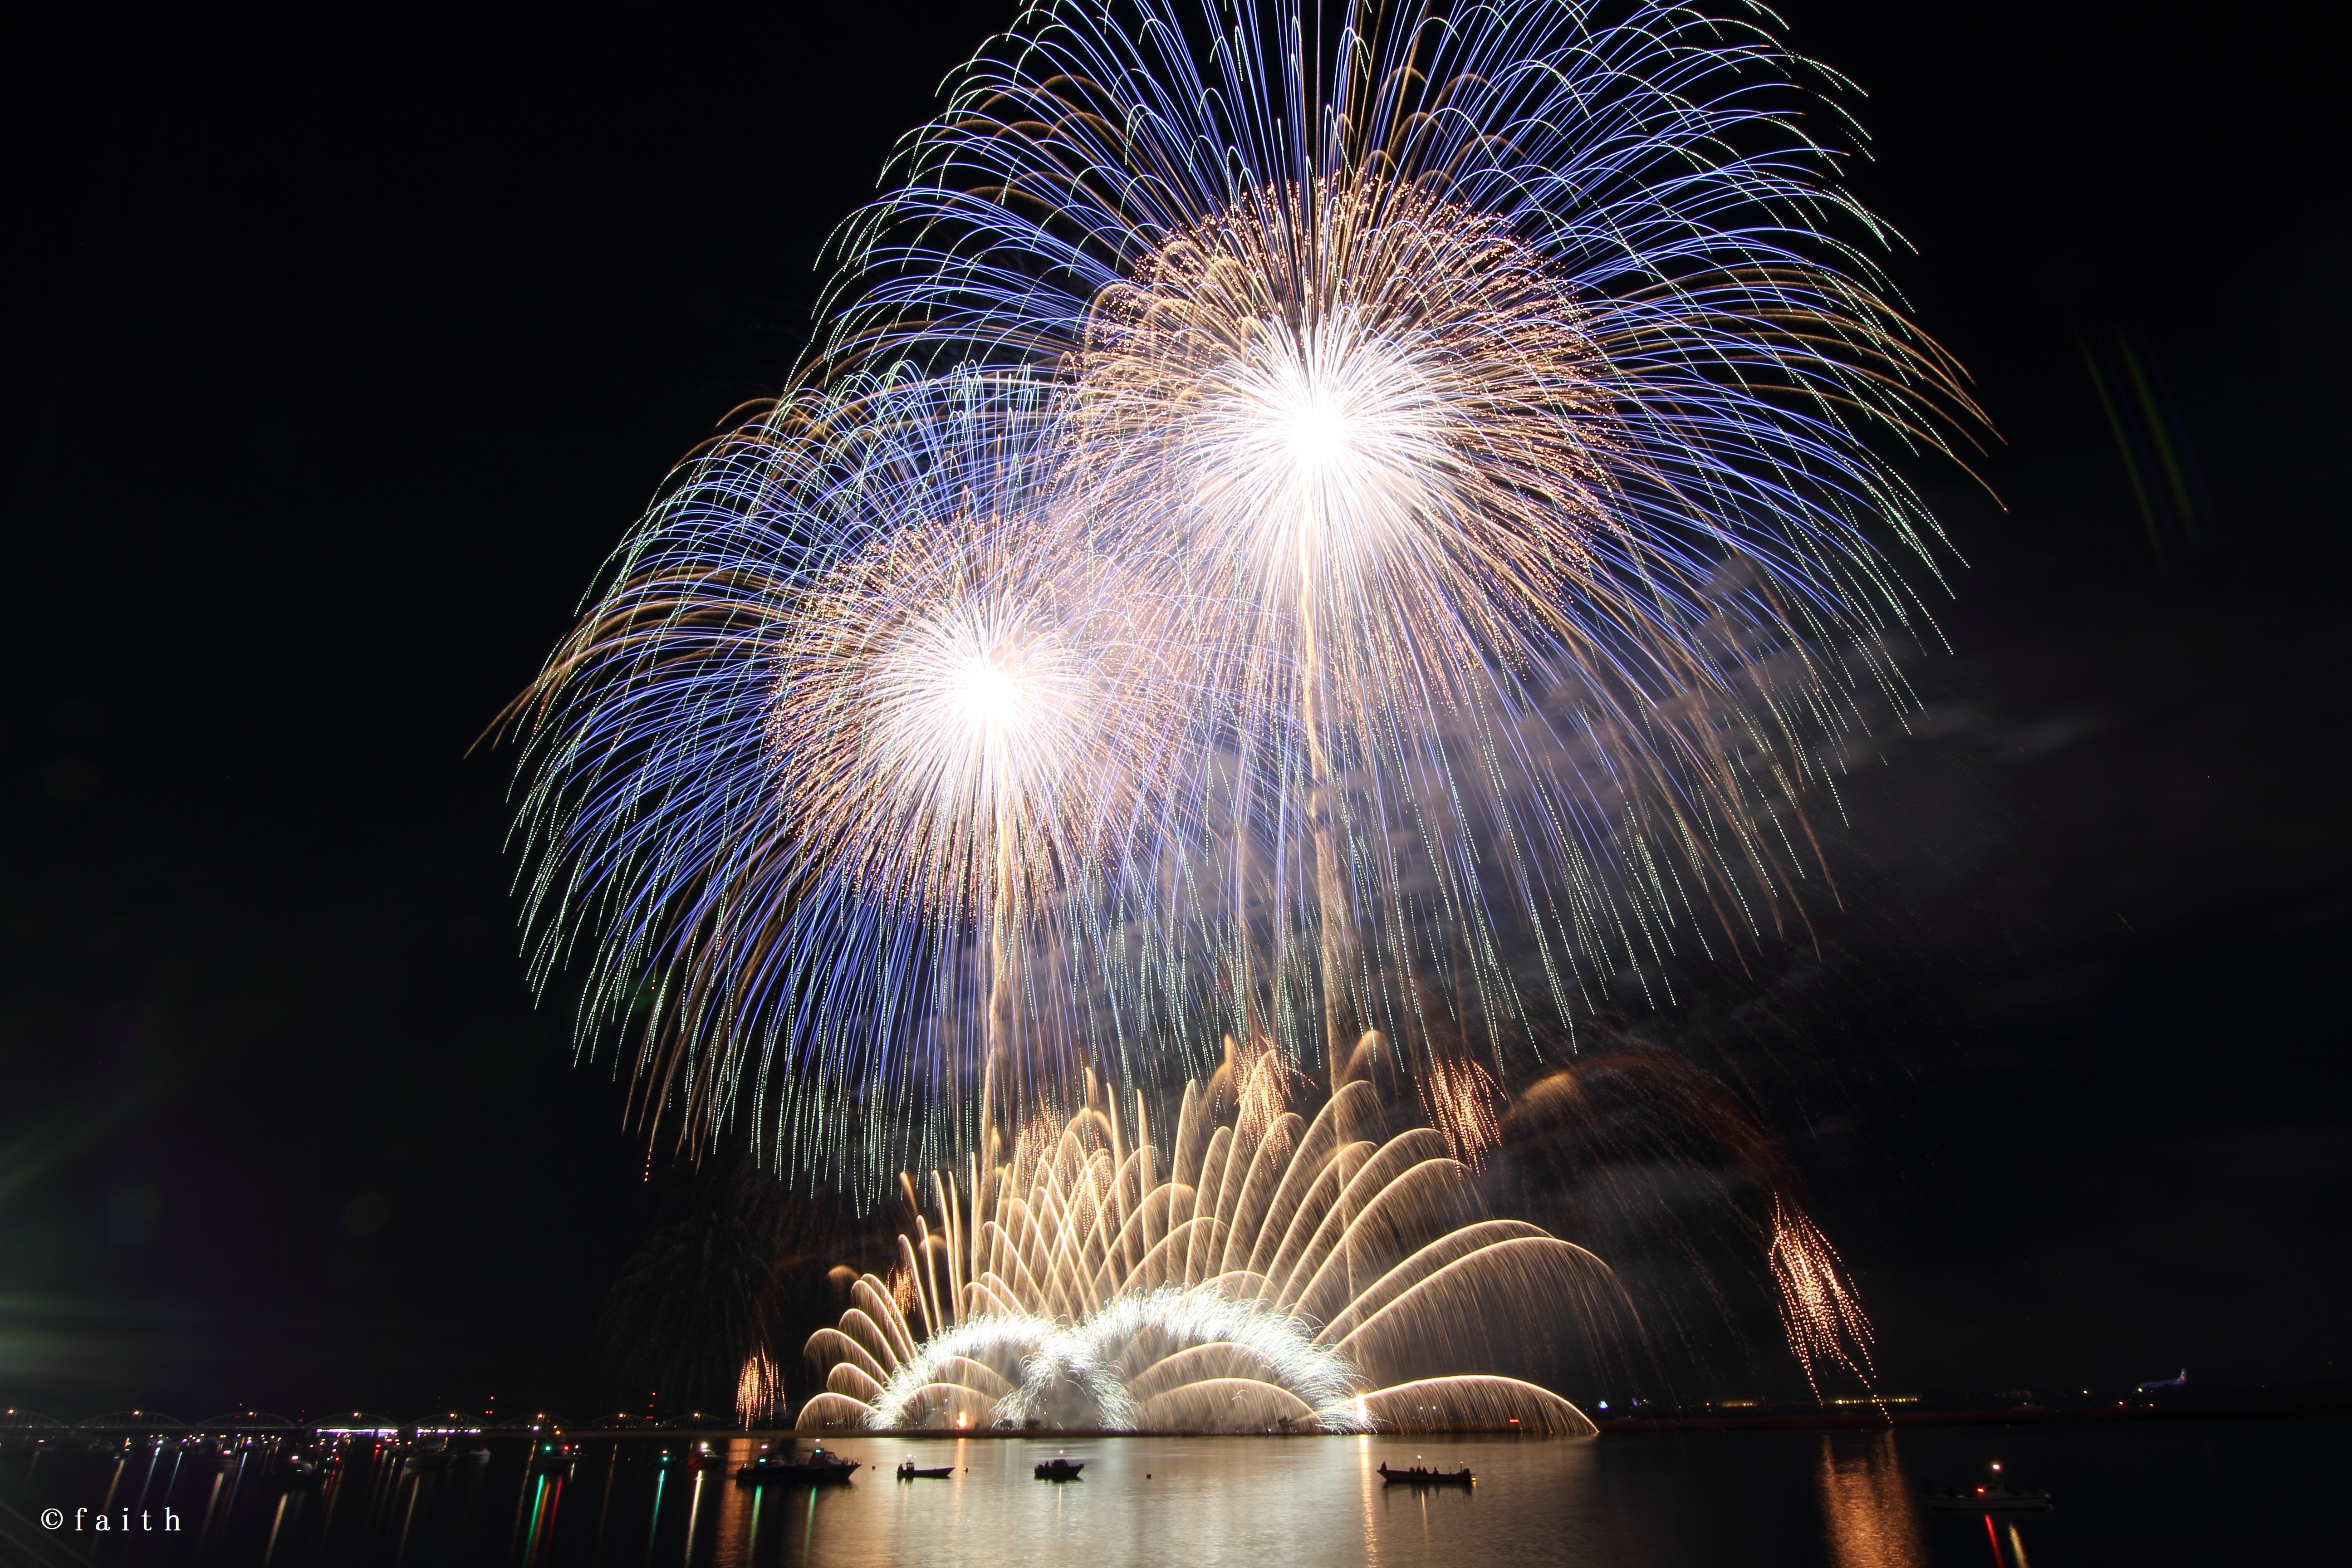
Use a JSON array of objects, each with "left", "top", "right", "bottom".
[
  {"left": 1379, "top": 1461, "right": 1474, "bottom": 1488},
  {"left": 1034, "top": 1456, "right": 1085, "bottom": 1481},
  {"left": 897, "top": 1460, "right": 956, "bottom": 1480},
  {"left": 736, "top": 1446, "right": 859, "bottom": 1485},
  {"left": 1921, "top": 1464, "right": 2051, "bottom": 1513}
]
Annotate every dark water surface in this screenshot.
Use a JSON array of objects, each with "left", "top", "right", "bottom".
[{"left": 5, "top": 1418, "right": 2338, "bottom": 1566}]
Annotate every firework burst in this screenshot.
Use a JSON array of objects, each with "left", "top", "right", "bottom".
[
  {"left": 505, "top": 0, "right": 1982, "bottom": 1194},
  {"left": 1500, "top": 1050, "right": 1881, "bottom": 1397},
  {"left": 735, "top": 1349, "right": 784, "bottom": 1429},
  {"left": 502, "top": 368, "right": 1173, "bottom": 1187},
  {"left": 821, "top": 0, "right": 1983, "bottom": 1096}
]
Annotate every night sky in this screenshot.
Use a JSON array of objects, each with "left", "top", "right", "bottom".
[{"left": 5, "top": 1, "right": 2342, "bottom": 1423}]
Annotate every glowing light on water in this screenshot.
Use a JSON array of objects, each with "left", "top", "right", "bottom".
[{"left": 799, "top": 1077, "right": 1622, "bottom": 1434}]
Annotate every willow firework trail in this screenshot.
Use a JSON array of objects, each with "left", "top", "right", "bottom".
[
  {"left": 501, "top": 369, "right": 1175, "bottom": 1191},
  {"left": 826, "top": 0, "right": 1983, "bottom": 1093}
]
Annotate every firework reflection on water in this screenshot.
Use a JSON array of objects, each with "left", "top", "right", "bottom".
[{"left": 12, "top": 1423, "right": 2271, "bottom": 1565}]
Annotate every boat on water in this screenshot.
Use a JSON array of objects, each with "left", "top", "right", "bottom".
[
  {"left": 1921, "top": 1464, "right": 2051, "bottom": 1513},
  {"left": 1378, "top": 1461, "right": 1475, "bottom": 1488},
  {"left": 735, "top": 1446, "right": 859, "bottom": 1486},
  {"left": 1034, "top": 1456, "right": 1085, "bottom": 1481},
  {"left": 897, "top": 1461, "right": 956, "bottom": 1480},
  {"left": 269, "top": 1454, "right": 326, "bottom": 1487}
]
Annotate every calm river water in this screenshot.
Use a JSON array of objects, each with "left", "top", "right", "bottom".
[{"left": 4, "top": 1418, "right": 2338, "bottom": 1566}]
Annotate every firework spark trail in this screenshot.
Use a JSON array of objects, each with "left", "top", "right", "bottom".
[
  {"left": 1768, "top": 1195, "right": 1879, "bottom": 1404},
  {"left": 799, "top": 1076, "right": 1628, "bottom": 1433},
  {"left": 817, "top": 0, "right": 1985, "bottom": 1097},
  {"left": 1419, "top": 1056, "right": 1503, "bottom": 1171},
  {"left": 735, "top": 1350, "right": 783, "bottom": 1428}
]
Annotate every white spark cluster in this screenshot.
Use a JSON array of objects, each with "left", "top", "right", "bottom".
[{"left": 866, "top": 1288, "right": 1366, "bottom": 1432}]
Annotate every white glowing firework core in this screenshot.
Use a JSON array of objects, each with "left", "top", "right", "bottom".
[
  {"left": 947, "top": 653, "right": 1027, "bottom": 740},
  {"left": 1201, "top": 314, "right": 1448, "bottom": 578},
  {"left": 1281, "top": 391, "right": 1355, "bottom": 478},
  {"left": 872, "top": 601, "right": 1067, "bottom": 806}
]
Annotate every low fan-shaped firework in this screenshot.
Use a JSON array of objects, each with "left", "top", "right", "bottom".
[{"left": 797, "top": 1066, "right": 1624, "bottom": 1433}]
